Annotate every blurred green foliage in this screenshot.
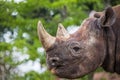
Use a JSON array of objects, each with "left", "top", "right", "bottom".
[{"left": 0, "top": 0, "right": 119, "bottom": 80}]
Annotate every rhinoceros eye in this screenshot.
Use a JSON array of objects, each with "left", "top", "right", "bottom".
[
  {"left": 73, "top": 46, "right": 81, "bottom": 52},
  {"left": 68, "top": 41, "right": 84, "bottom": 56}
]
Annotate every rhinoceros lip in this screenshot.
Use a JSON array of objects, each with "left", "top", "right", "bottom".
[
  {"left": 50, "top": 67, "right": 56, "bottom": 74},
  {"left": 50, "top": 64, "right": 64, "bottom": 74},
  {"left": 50, "top": 59, "right": 82, "bottom": 74}
]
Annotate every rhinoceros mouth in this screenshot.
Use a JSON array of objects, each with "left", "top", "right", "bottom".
[
  {"left": 50, "top": 64, "right": 82, "bottom": 79},
  {"left": 50, "top": 64, "right": 64, "bottom": 73},
  {"left": 49, "top": 57, "right": 85, "bottom": 75}
]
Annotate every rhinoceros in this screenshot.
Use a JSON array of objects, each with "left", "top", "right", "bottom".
[{"left": 37, "top": 5, "right": 120, "bottom": 79}]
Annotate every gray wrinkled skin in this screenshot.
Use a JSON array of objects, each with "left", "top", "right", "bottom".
[{"left": 39, "top": 5, "right": 120, "bottom": 79}]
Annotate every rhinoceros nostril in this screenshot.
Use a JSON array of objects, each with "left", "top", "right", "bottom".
[
  {"left": 49, "top": 57, "right": 60, "bottom": 66},
  {"left": 52, "top": 59, "right": 57, "bottom": 63}
]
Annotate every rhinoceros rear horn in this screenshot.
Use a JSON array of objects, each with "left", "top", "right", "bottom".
[
  {"left": 37, "top": 21, "right": 56, "bottom": 50},
  {"left": 56, "top": 23, "right": 70, "bottom": 39}
]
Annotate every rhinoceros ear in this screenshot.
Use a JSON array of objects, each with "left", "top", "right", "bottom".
[{"left": 99, "top": 7, "right": 116, "bottom": 27}]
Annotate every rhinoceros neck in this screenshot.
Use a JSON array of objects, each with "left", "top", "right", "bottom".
[
  {"left": 113, "top": 18, "right": 120, "bottom": 74},
  {"left": 101, "top": 26, "right": 116, "bottom": 73},
  {"left": 102, "top": 18, "right": 120, "bottom": 74}
]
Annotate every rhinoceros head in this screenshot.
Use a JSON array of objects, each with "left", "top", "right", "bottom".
[{"left": 37, "top": 7, "right": 116, "bottom": 79}]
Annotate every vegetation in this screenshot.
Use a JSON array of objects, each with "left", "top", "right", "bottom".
[{"left": 0, "top": 0, "right": 119, "bottom": 80}]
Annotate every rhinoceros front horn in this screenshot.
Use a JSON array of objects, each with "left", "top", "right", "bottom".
[
  {"left": 56, "top": 23, "right": 70, "bottom": 39},
  {"left": 37, "top": 21, "right": 56, "bottom": 50}
]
